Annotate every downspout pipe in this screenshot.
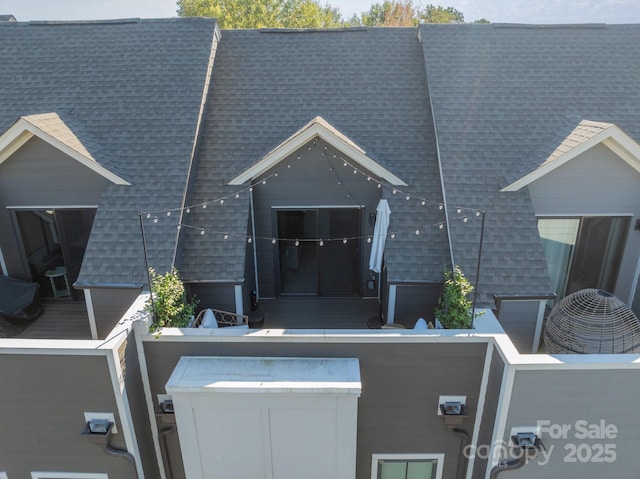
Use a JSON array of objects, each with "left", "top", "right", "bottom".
[
  {"left": 489, "top": 449, "right": 529, "bottom": 479},
  {"left": 158, "top": 426, "right": 176, "bottom": 479},
  {"left": 452, "top": 428, "right": 470, "bottom": 479},
  {"left": 105, "top": 441, "right": 140, "bottom": 479}
]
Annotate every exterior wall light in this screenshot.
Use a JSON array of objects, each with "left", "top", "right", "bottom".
[
  {"left": 511, "top": 432, "right": 545, "bottom": 451},
  {"left": 156, "top": 398, "right": 176, "bottom": 425},
  {"left": 81, "top": 418, "right": 114, "bottom": 445},
  {"left": 439, "top": 401, "right": 467, "bottom": 427}
]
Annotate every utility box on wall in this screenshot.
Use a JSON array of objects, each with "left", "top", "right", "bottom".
[{"left": 166, "top": 356, "right": 361, "bottom": 479}]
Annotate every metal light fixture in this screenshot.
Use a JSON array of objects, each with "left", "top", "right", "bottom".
[
  {"left": 440, "top": 401, "right": 467, "bottom": 426},
  {"left": 81, "top": 418, "right": 114, "bottom": 445},
  {"left": 512, "top": 432, "right": 545, "bottom": 451}
]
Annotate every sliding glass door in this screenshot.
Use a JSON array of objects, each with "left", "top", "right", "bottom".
[{"left": 537, "top": 216, "right": 629, "bottom": 300}]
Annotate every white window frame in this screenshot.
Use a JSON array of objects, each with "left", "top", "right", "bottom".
[
  {"left": 371, "top": 453, "right": 444, "bottom": 479},
  {"left": 0, "top": 472, "right": 8, "bottom": 479},
  {"left": 31, "top": 474, "right": 108, "bottom": 479}
]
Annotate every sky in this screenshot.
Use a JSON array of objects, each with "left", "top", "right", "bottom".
[{"left": 3, "top": 0, "right": 640, "bottom": 24}]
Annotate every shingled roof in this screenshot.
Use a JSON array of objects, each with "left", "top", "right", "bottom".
[
  {"left": 177, "top": 27, "right": 449, "bottom": 283},
  {"left": 420, "top": 23, "right": 640, "bottom": 306},
  {"left": 0, "top": 18, "right": 219, "bottom": 286}
]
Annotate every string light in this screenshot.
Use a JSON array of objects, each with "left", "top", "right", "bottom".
[
  {"left": 153, "top": 217, "right": 158, "bottom": 223},
  {"left": 272, "top": 238, "right": 276, "bottom": 244},
  {"left": 146, "top": 212, "right": 151, "bottom": 219},
  {"left": 476, "top": 210, "right": 481, "bottom": 217},
  {"left": 223, "top": 233, "right": 229, "bottom": 240},
  {"left": 177, "top": 225, "right": 181, "bottom": 230},
  {"left": 439, "top": 223, "right": 444, "bottom": 229},
  {"left": 391, "top": 232, "right": 395, "bottom": 239},
  {"left": 319, "top": 239, "right": 324, "bottom": 246},
  {"left": 200, "top": 229, "right": 205, "bottom": 235},
  {"left": 186, "top": 208, "right": 190, "bottom": 213},
  {"left": 367, "top": 237, "right": 372, "bottom": 243},
  {"left": 248, "top": 237, "right": 252, "bottom": 243},
  {"left": 456, "top": 207, "right": 462, "bottom": 214},
  {"left": 463, "top": 217, "right": 468, "bottom": 223},
  {"left": 406, "top": 195, "right": 410, "bottom": 201},
  {"left": 166, "top": 211, "right": 171, "bottom": 216},
  {"left": 415, "top": 229, "right": 420, "bottom": 235},
  {"left": 235, "top": 193, "right": 239, "bottom": 199},
  {"left": 421, "top": 200, "right": 426, "bottom": 206},
  {"left": 439, "top": 204, "right": 444, "bottom": 210},
  {"left": 220, "top": 199, "right": 224, "bottom": 204},
  {"left": 202, "top": 204, "right": 207, "bottom": 209},
  {"left": 343, "top": 238, "right": 347, "bottom": 244},
  {"left": 295, "top": 239, "right": 299, "bottom": 247}
]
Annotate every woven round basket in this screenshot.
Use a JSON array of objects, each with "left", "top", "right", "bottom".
[{"left": 543, "top": 289, "right": 640, "bottom": 354}]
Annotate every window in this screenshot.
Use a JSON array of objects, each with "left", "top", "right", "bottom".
[
  {"left": 537, "top": 216, "right": 629, "bottom": 300},
  {"left": 31, "top": 474, "right": 108, "bottom": 479},
  {"left": 372, "top": 454, "right": 444, "bottom": 479}
]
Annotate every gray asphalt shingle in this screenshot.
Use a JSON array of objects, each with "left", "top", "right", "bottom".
[
  {"left": 177, "top": 27, "right": 450, "bottom": 283},
  {"left": 420, "top": 23, "right": 640, "bottom": 306},
  {"left": 0, "top": 18, "right": 218, "bottom": 286}
]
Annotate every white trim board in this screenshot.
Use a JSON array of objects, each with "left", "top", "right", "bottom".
[
  {"left": 501, "top": 124, "right": 640, "bottom": 192},
  {"left": 0, "top": 115, "right": 129, "bottom": 186},
  {"left": 31, "top": 474, "right": 108, "bottom": 479},
  {"left": 229, "top": 116, "right": 407, "bottom": 186}
]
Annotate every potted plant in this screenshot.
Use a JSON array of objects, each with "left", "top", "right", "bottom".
[
  {"left": 435, "top": 265, "right": 477, "bottom": 329},
  {"left": 147, "top": 267, "right": 198, "bottom": 331}
]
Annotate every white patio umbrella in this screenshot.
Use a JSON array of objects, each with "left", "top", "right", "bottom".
[{"left": 368, "top": 199, "right": 391, "bottom": 273}]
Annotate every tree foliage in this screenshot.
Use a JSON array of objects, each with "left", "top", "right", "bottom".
[
  {"left": 358, "top": 1, "right": 466, "bottom": 26},
  {"left": 147, "top": 267, "right": 198, "bottom": 330},
  {"left": 177, "top": 0, "right": 487, "bottom": 28},
  {"left": 177, "top": 0, "right": 342, "bottom": 28},
  {"left": 435, "top": 265, "right": 475, "bottom": 329}
]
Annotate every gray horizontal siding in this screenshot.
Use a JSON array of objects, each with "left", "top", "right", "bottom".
[
  {"left": 143, "top": 339, "right": 488, "bottom": 479},
  {"left": 0, "top": 137, "right": 108, "bottom": 206},
  {"left": 496, "top": 300, "right": 540, "bottom": 353},
  {"left": 503, "top": 369, "right": 640, "bottom": 478},
  {"left": 89, "top": 287, "right": 142, "bottom": 339},
  {"left": 528, "top": 143, "right": 640, "bottom": 303},
  {"left": 0, "top": 353, "right": 132, "bottom": 477}
]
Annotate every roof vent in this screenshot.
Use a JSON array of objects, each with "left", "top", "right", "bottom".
[{"left": 543, "top": 289, "right": 640, "bottom": 354}]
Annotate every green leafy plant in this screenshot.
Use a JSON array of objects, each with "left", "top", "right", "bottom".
[
  {"left": 147, "top": 267, "right": 198, "bottom": 331},
  {"left": 435, "top": 265, "right": 476, "bottom": 329}
]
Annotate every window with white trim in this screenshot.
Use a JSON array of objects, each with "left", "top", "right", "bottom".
[
  {"left": 372, "top": 454, "right": 444, "bottom": 479},
  {"left": 31, "top": 473, "right": 108, "bottom": 479}
]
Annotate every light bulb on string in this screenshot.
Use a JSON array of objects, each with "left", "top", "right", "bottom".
[
  {"left": 367, "top": 176, "right": 371, "bottom": 181},
  {"left": 463, "top": 217, "right": 468, "bottom": 223},
  {"left": 295, "top": 239, "right": 299, "bottom": 247},
  {"left": 202, "top": 204, "right": 207, "bottom": 209},
  {"left": 406, "top": 195, "right": 410, "bottom": 201},
  {"left": 297, "top": 155, "right": 301, "bottom": 160},
  {"left": 392, "top": 189, "right": 397, "bottom": 194},
  {"left": 353, "top": 169, "right": 357, "bottom": 174},
  {"left": 153, "top": 217, "right": 158, "bottom": 223},
  {"left": 319, "top": 239, "right": 324, "bottom": 247},
  {"left": 287, "top": 164, "right": 291, "bottom": 168},
  {"left": 377, "top": 183, "right": 382, "bottom": 188},
  {"left": 439, "top": 223, "right": 444, "bottom": 229},
  {"left": 262, "top": 179, "right": 266, "bottom": 185},
  {"left": 248, "top": 237, "right": 252, "bottom": 244},
  {"left": 367, "top": 237, "right": 372, "bottom": 243},
  {"left": 272, "top": 238, "right": 276, "bottom": 244},
  {"left": 456, "top": 207, "right": 462, "bottom": 214},
  {"left": 343, "top": 161, "right": 347, "bottom": 167},
  {"left": 421, "top": 200, "right": 426, "bottom": 206},
  {"left": 249, "top": 187, "right": 253, "bottom": 192},
  {"left": 415, "top": 229, "right": 420, "bottom": 235},
  {"left": 235, "top": 193, "right": 240, "bottom": 199},
  {"left": 166, "top": 211, "right": 171, "bottom": 216},
  {"left": 274, "top": 172, "right": 278, "bottom": 177},
  {"left": 220, "top": 199, "right": 224, "bottom": 205},
  {"left": 476, "top": 210, "right": 481, "bottom": 217},
  {"left": 177, "top": 225, "right": 181, "bottom": 231},
  {"left": 438, "top": 204, "right": 443, "bottom": 211},
  {"left": 391, "top": 232, "right": 395, "bottom": 239},
  {"left": 186, "top": 208, "right": 191, "bottom": 214},
  {"left": 223, "top": 233, "right": 229, "bottom": 240},
  {"left": 343, "top": 238, "right": 347, "bottom": 244},
  {"left": 200, "top": 229, "right": 205, "bottom": 235},
  {"left": 146, "top": 212, "right": 151, "bottom": 219}
]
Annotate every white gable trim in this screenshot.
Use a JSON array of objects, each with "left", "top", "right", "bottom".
[
  {"left": 229, "top": 117, "right": 407, "bottom": 186},
  {"left": 0, "top": 118, "right": 130, "bottom": 186},
  {"left": 501, "top": 125, "right": 640, "bottom": 192}
]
